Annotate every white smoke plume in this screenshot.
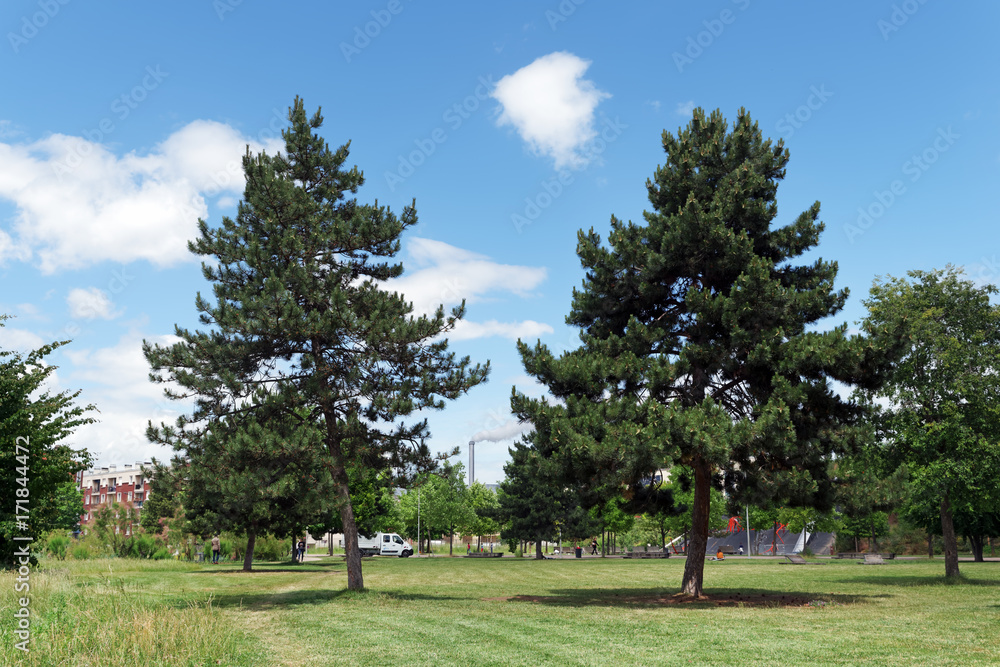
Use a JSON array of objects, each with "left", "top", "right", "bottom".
[{"left": 470, "top": 420, "right": 534, "bottom": 443}]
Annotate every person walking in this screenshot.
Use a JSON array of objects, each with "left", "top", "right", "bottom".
[
  {"left": 297, "top": 538, "right": 306, "bottom": 562},
  {"left": 211, "top": 535, "right": 221, "bottom": 564},
  {"left": 590, "top": 539, "right": 599, "bottom": 556}
]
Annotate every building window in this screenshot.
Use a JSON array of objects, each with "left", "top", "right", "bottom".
[
  {"left": 116, "top": 492, "right": 121, "bottom": 502},
  {"left": 101, "top": 495, "right": 106, "bottom": 503},
  {"left": 127, "top": 492, "right": 132, "bottom": 502}
]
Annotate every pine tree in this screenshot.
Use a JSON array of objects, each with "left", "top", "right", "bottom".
[
  {"left": 145, "top": 98, "right": 488, "bottom": 589},
  {"left": 513, "top": 109, "right": 894, "bottom": 596},
  {"left": 497, "top": 435, "right": 597, "bottom": 559}
]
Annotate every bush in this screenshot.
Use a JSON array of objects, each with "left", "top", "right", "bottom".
[
  {"left": 71, "top": 544, "right": 91, "bottom": 560},
  {"left": 152, "top": 547, "right": 170, "bottom": 560},
  {"left": 47, "top": 534, "right": 70, "bottom": 560},
  {"left": 251, "top": 534, "right": 285, "bottom": 561},
  {"left": 134, "top": 533, "right": 159, "bottom": 559}
]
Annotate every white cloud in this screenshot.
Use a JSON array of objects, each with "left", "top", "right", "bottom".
[
  {"left": 67, "top": 287, "right": 122, "bottom": 320},
  {"left": 646, "top": 100, "right": 662, "bottom": 112},
  {"left": 0, "top": 324, "right": 45, "bottom": 352},
  {"left": 0, "top": 120, "right": 19, "bottom": 139},
  {"left": 0, "top": 121, "right": 283, "bottom": 273},
  {"left": 449, "top": 319, "right": 553, "bottom": 342},
  {"left": 676, "top": 100, "right": 696, "bottom": 117},
  {"left": 63, "top": 333, "right": 184, "bottom": 465},
  {"left": 492, "top": 51, "right": 610, "bottom": 170},
  {"left": 388, "top": 237, "right": 547, "bottom": 315},
  {"left": 383, "top": 237, "right": 551, "bottom": 343}
]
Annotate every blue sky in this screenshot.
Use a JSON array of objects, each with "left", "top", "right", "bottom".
[{"left": 1, "top": 1, "right": 997, "bottom": 483}]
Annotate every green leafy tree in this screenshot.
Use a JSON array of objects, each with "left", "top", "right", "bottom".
[
  {"left": 663, "top": 476, "right": 726, "bottom": 551},
  {"left": 861, "top": 267, "right": 1000, "bottom": 577},
  {"left": 589, "top": 495, "right": 635, "bottom": 554},
  {"left": 512, "top": 109, "right": 894, "bottom": 596},
  {"left": 144, "top": 98, "right": 488, "bottom": 589},
  {"left": 396, "top": 468, "right": 465, "bottom": 554},
  {"left": 904, "top": 469, "right": 1000, "bottom": 563},
  {"left": 465, "top": 482, "right": 500, "bottom": 549},
  {"left": 429, "top": 462, "right": 474, "bottom": 556},
  {"left": 833, "top": 448, "right": 908, "bottom": 552},
  {"left": 1, "top": 316, "right": 94, "bottom": 567}
]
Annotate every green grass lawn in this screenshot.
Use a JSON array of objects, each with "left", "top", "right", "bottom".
[{"left": 3, "top": 556, "right": 999, "bottom": 666}]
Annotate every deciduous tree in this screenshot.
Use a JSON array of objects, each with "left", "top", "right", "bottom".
[
  {"left": 1, "top": 316, "right": 94, "bottom": 567},
  {"left": 861, "top": 267, "right": 1000, "bottom": 577}
]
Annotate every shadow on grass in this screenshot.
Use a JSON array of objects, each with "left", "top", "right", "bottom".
[
  {"left": 200, "top": 588, "right": 470, "bottom": 610},
  {"left": 188, "top": 561, "right": 346, "bottom": 575},
  {"left": 483, "top": 587, "right": 887, "bottom": 609},
  {"left": 836, "top": 574, "right": 1000, "bottom": 587}
]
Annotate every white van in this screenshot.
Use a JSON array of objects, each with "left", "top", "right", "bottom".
[{"left": 357, "top": 532, "right": 413, "bottom": 557}]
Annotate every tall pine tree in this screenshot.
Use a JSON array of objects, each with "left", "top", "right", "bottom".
[
  {"left": 513, "top": 109, "right": 894, "bottom": 596},
  {"left": 145, "top": 98, "right": 488, "bottom": 589}
]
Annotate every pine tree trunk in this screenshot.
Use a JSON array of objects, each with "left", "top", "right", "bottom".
[
  {"left": 449, "top": 523, "right": 453, "bottom": 557},
  {"left": 681, "top": 458, "right": 711, "bottom": 597},
  {"left": 927, "top": 533, "right": 933, "bottom": 558},
  {"left": 535, "top": 539, "right": 543, "bottom": 560},
  {"left": 336, "top": 475, "right": 365, "bottom": 590},
  {"left": 940, "top": 492, "right": 960, "bottom": 578},
  {"left": 243, "top": 530, "right": 256, "bottom": 572}
]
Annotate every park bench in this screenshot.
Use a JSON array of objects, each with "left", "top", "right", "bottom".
[
  {"left": 624, "top": 546, "right": 670, "bottom": 559},
  {"left": 464, "top": 552, "right": 503, "bottom": 558},
  {"left": 836, "top": 552, "right": 895, "bottom": 560},
  {"left": 862, "top": 554, "right": 885, "bottom": 565}
]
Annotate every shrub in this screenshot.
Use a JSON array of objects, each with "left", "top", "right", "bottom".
[
  {"left": 134, "top": 533, "right": 159, "bottom": 559},
  {"left": 47, "top": 534, "right": 70, "bottom": 560},
  {"left": 71, "top": 544, "right": 91, "bottom": 560},
  {"left": 152, "top": 547, "right": 170, "bottom": 560},
  {"left": 251, "top": 534, "right": 285, "bottom": 561}
]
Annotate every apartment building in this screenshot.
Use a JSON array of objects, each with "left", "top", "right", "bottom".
[{"left": 76, "top": 461, "right": 153, "bottom": 526}]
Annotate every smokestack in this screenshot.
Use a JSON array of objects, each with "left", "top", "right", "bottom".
[{"left": 469, "top": 441, "right": 475, "bottom": 487}]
